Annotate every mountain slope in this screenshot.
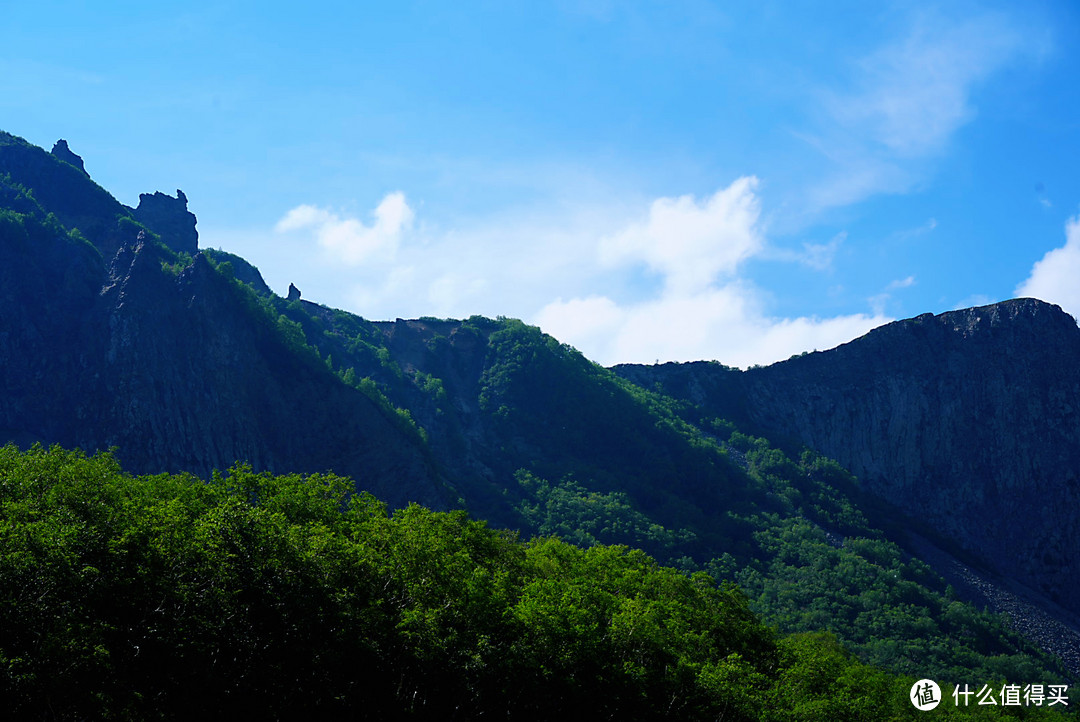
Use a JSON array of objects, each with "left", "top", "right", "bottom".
[
  {"left": 615, "top": 299, "right": 1080, "bottom": 619},
  {"left": 0, "top": 133, "right": 446, "bottom": 510}
]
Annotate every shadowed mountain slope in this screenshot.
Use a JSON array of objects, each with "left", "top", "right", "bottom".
[
  {"left": 615, "top": 299, "right": 1080, "bottom": 617},
  {"left": 0, "top": 133, "right": 446, "bottom": 510}
]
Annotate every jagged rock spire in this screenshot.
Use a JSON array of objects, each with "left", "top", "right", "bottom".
[{"left": 51, "top": 139, "right": 89, "bottom": 177}]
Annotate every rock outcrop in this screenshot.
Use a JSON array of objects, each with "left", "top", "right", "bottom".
[
  {"left": 51, "top": 139, "right": 88, "bottom": 176},
  {"left": 133, "top": 189, "right": 198, "bottom": 256},
  {"left": 0, "top": 134, "right": 203, "bottom": 261}
]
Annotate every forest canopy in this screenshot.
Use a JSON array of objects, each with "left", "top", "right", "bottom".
[{"left": 0, "top": 445, "right": 1070, "bottom": 720}]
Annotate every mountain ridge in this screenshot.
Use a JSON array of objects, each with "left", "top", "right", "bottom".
[{"left": 615, "top": 298, "right": 1080, "bottom": 617}]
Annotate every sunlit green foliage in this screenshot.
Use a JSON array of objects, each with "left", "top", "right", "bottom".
[
  {"left": 515, "top": 469, "right": 696, "bottom": 557},
  {"left": 721, "top": 435, "right": 1069, "bottom": 688},
  {"left": 7, "top": 444, "right": 1065, "bottom": 719}
]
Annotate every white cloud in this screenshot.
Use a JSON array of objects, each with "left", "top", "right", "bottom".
[
  {"left": 275, "top": 192, "right": 414, "bottom": 265},
  {"left": 536, "top": 296, "right": 625, "bottom": 342},
  {"left": 258, "top": 177, "right": 893, "bottom": 368},
  {"left": 534, "top": 178, "right": 889, "bottom": 368},
  {"left": 1016, "top": 215, "right": 1080, "bottom": 320},
  {"left": 313, "top": 201, "right": 618, "bottom": 322},
  {"left": 535, "top": 283, "right": 887, "bottom": 369},
  {"left": 598, "top": 177, "right": 763, "bottom": 294}
]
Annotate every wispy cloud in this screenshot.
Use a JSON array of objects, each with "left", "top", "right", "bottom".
[
  {"left": 888, "top": 276, "right": 916, "bottom": 291},
  {"left": 867, "top": 276, "right": 918, "bottom": 316},
  {"left": 830, "top": 13, "right": 1021, "bottom": 157},
  {"left": 803, "top": 9, "right": 1036, "bottom": 213},
  {"left": 766, "top": 232, "right": 845, "bottom": 271},
  {"left": 901, "top": 218, "right": 938, "bottom": 238}
]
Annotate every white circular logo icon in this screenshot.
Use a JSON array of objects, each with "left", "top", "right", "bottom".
[{"left": 911, "top": 679, "right": 941, "bottom": 710}]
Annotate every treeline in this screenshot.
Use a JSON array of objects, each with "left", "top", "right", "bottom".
[{"left": 4, "top": 445, "right": 1068, "bottom": 720}]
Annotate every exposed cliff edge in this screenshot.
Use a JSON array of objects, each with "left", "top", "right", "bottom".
[
  {"left": 0, "top": 132, "right": 131, "bottom": 259},
  {"left": 86, "top": 243, "right": 443, "bottom": 509},
  {"left": 51, "top": 139, "right": 88, "bottom": 176},
  {"left": 133, "top": 189, "right": 198, "bottom": 255},
  {"left": 615, "top": 298, "right": 1080, "bottom": 616},
  {"left": 1, "top": 134, "right": 199, "bottom": 259}
]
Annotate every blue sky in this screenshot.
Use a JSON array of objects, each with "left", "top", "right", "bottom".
[{"left": 4, "top": 1, "right": 1080, "bottom": 367}]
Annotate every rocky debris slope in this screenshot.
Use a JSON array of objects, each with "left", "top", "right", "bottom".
[{"left": 905, "top": 531, "right": 1080, "bottom": 679}]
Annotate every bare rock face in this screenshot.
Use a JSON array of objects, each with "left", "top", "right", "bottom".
[
  {"left": 617, "top": 298, "right": 1080, "bottom": 615},
  {"left": 77, "top": 245, "right": 448, "bottom": 510},
  {"left": 745, "top": 299, "right": 1080, "bottom": 610},
  {"left": 0, "top": 191, "right": 447, "bottom": 510},
  {"left": 133, "top": 189, "right": 199, "bottom": 256},
  {"left": 287, "top": 283, "right": 301, "bottom": 301},
  {"left": 0, "top": 199, "right": 103, "bottom": 448},
  {"left": 51, "top": 139, "right": 88, "bottom": 176}
]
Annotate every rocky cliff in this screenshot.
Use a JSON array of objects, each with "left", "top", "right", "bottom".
[
  {"left": 51, "top": 139, "right": 88, "bottom": 176},
  {"left": 616, "top": 299, "right": 1080, "bottom": 615},
  {"left": 0, "top": 132, "right": 447, "bottom": 510},
  {"left": 1, "top": 134, "right": 200, "bottom": 259},
  {"left": 133, "top": 189, "right": 198, "bottom": 256}
]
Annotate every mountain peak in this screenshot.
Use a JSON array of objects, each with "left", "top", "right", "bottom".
[
  {"left": 900, "top": 297, "right": 1077, "bottom": 338},
  {"left": 133, "top": 189, "right": 198, "bottom": 256},
  {"left": 50, "top": 139, "right": 88, "bottom": 177}
]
